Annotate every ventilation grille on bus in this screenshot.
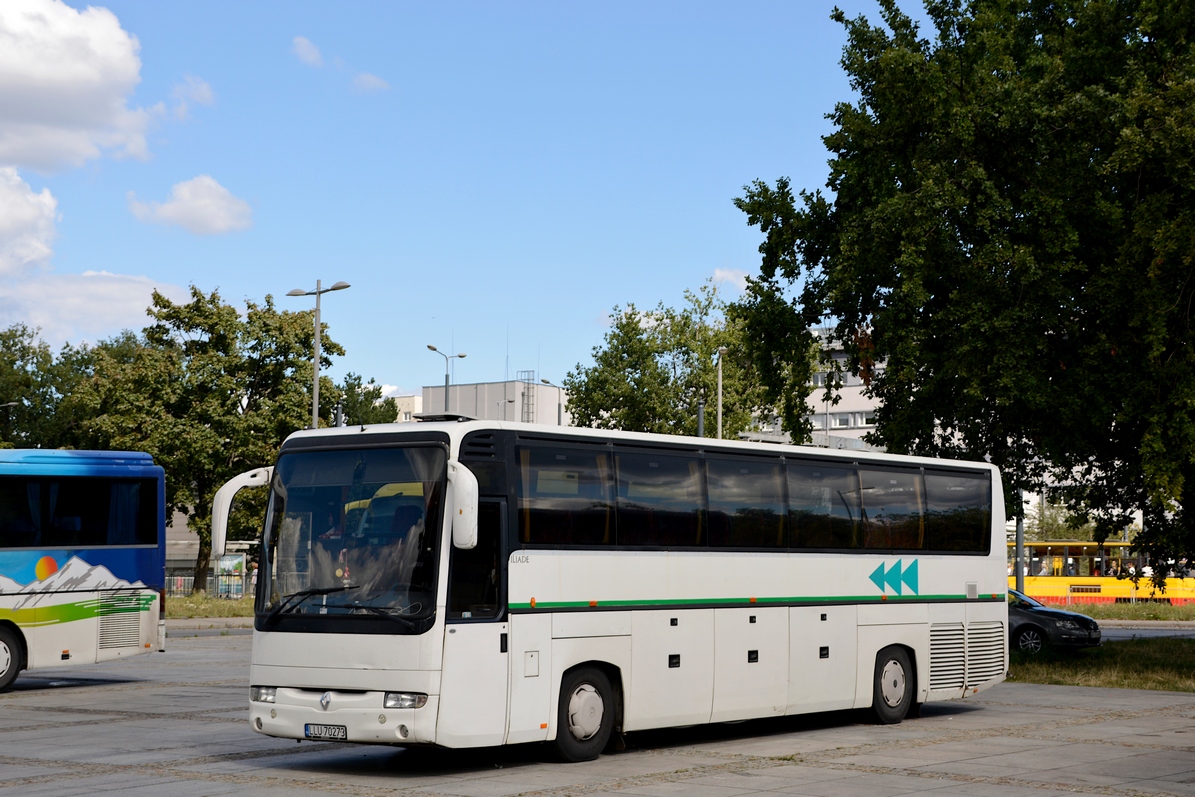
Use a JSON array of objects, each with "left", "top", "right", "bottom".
[
  {"left": 966, "top": 622, "right": 1006, "bottom": 687},
  {"left": 98, "top": 590, "right": 141, "bottom": 649},
  {"left": 929, "top": 624, "right": 966, "bottom": 691},
  {"left": 461, "top": 433, "right": 497, "bottom": 460}
]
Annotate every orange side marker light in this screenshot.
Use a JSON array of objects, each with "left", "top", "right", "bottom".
[
  {"left": 589, "top": 600, "right": 598, "bottom": 607},
  {"left": 530, "top": 597, "right": 536, "bottom": 608}
]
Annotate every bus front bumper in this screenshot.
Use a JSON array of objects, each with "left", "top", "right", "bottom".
[{"left": 250, "top": 688, "right": 438, "bottom": 745}]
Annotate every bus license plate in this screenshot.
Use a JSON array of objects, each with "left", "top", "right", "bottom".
[{"left": 304, "top": 723, "right": 347, "bottom": 741}]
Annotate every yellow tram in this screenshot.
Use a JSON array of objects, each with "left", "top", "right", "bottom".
[{"left": 1006, "top": 541, "right": 1195, "bottom": 605}]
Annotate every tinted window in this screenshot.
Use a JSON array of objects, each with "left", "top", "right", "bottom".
[
  {"left": 0, "top": 477, "right": 158, "bottom": 548},
  {"left": 923, "top": 471, "right": 990, "bottom": 552},
  {"left": 517, "top": 446, "right": 613, "bottom": 545},
  {"left": 0, "top": 478, "right": 39, "bottom": 547},
  {"left": 616, "top": 451, "right": 704, "bottom": 547},
  {"left": 858, "top": 469, "right": 922, "bottom": 549},
  {"left": 707, "top": 457, "right": 785, "bottom": 548},
  {"left": 789, "top": 463, "right": 860, "bottom": 549},
  {"left": 448, "top": 501, "right": 503, "bottom": 619}
]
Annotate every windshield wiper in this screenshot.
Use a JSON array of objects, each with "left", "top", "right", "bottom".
[
  {"left": 323, "top": 603, "right": 421, "bottom": 630},
  {"left": 263, "top": 585, "right": 359, "bottom": 626}
]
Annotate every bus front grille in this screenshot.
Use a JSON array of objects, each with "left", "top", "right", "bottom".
[{"left": 98, "top": 590, "right": 142, "bottom": 649}]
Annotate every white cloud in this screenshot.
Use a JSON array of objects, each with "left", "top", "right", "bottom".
[
  {"left": 713, "top": 268, "right": 749, "bottom": 291},
  {"left": 0, "top": 167, "right": 57, "bottom": 277},
  {"left": 380, "top": 384, "right": 415, "bottom": 398},
  {"left": 128, "top": 175, "right": 252, "bottom": 235},
  {"left": 0, "top": 0, "right": 150, "bottom": 171},
  {"left": 292, "top": 35, "right": 323, "bottom": 67},
  {"left": 0, "top": 270, "right": 186, "bottom": 345},
  {"left": 352, "top": 72, "right": 389, "bottom": 93},
  {"left": 170, "top": 74, "right": 214, "bottom": 120}
]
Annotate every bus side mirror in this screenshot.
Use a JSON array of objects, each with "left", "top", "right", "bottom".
[
  {"left": 211, "top": 467, "right": 273, "bottom": 557},
  {"left": 447, "top": 461, "right": 478, "bottom": 550}
]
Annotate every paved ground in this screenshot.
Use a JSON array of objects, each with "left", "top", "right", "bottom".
[{"left": 2, "top": 632, "right": 1195, "bottom": 797}]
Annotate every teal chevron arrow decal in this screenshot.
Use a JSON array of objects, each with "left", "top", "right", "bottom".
[
  {"left": 869, "top": 562, "right": 886, "bottom": 592},
  {"left": 884, "top": 559, "right": 904, "bottom": 594},
  {"left": 901, "top": 559, "right": 919, "bottom": 594}
]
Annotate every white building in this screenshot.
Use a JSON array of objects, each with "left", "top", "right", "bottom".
[
  {"left": 392, "top": 394, "right": 423, "bottom": 423},
  {"left": 422, "top": 373, "right": 571, "bottom": 426}
]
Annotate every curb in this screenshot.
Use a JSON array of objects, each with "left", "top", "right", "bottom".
[
  {"left": 166, "top": 617, "right": 254, "bottom": 630},
  {"left": 1094, "top": 619, "right": 1195, "bottom": 629}
]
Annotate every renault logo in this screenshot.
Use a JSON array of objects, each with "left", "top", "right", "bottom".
[{"left": 320, "top": 692, "right": 331, "bottom": 710}]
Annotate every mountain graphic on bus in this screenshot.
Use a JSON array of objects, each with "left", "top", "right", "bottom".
[{"left": 1, "top": 556, "right": 146, "bottom": 607}]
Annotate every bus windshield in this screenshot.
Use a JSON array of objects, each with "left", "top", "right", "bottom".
[{"left": 258, "top": 445, "right": 447, "bottom": 631}]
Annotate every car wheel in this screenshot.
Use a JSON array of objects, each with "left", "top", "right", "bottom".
[
  {"left": 871, "top": 645, "right": 913, "bottom": 724},
  {"left": 0, "top": 627, "right": 22, "bottom": 693},
  {"left": 1015, "top": 627, "right": 1046, "bottom": 655},
  {"left": 551, "top": 667, "right": 614, "bottom": 762}
]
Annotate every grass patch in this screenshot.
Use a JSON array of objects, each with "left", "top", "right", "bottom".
[
  {"left": 1008, "top": 637, "right": 1195, "bottom": 692},
  {"left": 166, "top": 593, "right": 256, "bottom": 619},
  {"left": 1061, "top": 602, "right": 1195, "bottom": 622}
]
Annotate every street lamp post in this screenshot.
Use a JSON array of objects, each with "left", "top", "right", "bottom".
[
  {"left": 716, "top": 346, "right": 729, "bottom": 439},
  {"left": 495, "top": 398, "right": 514, "bottom": 420},
  {"left": 540, "top": 379, "right": 564, "bottom": 425},
  {"left": 287, "top": 280, "right": 351, "bottom": 429},
  {"left": 427, "top": 345, "right": 466, "bottom": 412}
]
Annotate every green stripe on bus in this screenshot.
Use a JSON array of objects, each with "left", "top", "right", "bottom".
[
  {"left": 507, "top": 593, "right": 991, "bottom": 611},
  {"left": 0, "top": 594, "right": 155, "bottom": 628}
]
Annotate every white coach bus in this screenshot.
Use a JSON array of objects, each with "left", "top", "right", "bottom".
[{"left": 214, "top": 420, "right": 1007, "bottom": 761}]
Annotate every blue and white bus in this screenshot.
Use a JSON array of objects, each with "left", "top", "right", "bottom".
[{"left": 0, "top": 449, "right": 166, "bottom": 691}]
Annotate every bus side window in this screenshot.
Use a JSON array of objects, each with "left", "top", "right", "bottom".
[
  {"left": 857, "top": 469, "right": 923, "bottom": 550},
  {"left": 706, "top": 458, "right": 785, "bottom": 549},
  {"left": 448, "top": 501, "right": 502, "bottom": 619},
  {"left": 0, "top": 478, "right": 40, "bottom": 548},
  {"left": 788, "top": 464, "right": 859, "bottom": 550},
  {"left": 615, "top": 451, "right": 704, "bottom": 547},
  {"left": 517, "top": 446, "right": 613, "bottom": 546},
  {"left": 923, "top": 471, "right": 990, "bottom": 553}
]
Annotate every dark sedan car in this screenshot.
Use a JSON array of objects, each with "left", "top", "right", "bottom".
[{"left": 1009, "top": 589, "right": 1101, "bottom": 654}]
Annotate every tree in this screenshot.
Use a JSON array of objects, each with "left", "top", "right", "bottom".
[
  {"left": 336, "top": 372, "right": 398, "bottom": 425},
  {"left": 0, "top": 325, "right": 53, "bottom": 449},
  {"left": 1025, "top": 496, "right": 1096, "bottom": 542},
  {"left": 564, "top": 283, "right": 770, "bottom": 438},
  {"left": 734, "top": 0, "right": 1195, "bottom": 580},
  {"left": 65, "top": 287, "right": 342, "bottom": 591}
]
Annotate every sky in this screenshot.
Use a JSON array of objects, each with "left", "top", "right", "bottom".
[{"left": 0, "top": 0, "right": 912, "bottom": 397}]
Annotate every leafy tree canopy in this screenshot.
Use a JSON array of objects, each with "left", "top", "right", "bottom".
[
  {"left": 336, "top": 372, "right": 398, "bottom": 426},
  {"left": 735, "top": 0, "right": 1195, "bottom": 577},
  {"left": 564, "top": 283, "right": 774, "bottom": 438}
]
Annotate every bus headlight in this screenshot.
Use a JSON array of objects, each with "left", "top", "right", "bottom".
[
  {"left": 250, "top": 686, "right": 277, "bottom": 703},
  {"left": 384, "top": 692, "right": 427, "bottom": 709}
]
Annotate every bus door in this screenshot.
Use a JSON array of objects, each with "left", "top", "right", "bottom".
[{"left": 437, "top": 499, "right": 509, "bottom": 747}]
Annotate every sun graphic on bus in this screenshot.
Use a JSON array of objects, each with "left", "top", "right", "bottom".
[{"left": 35, "top": 556, "right": 59, "bottom": 581}]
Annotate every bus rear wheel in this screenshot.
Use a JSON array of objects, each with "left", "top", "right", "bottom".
[
  {"left": 0, "top": 627, "right": 21, "bottom": 693},
  {"left": 551, "top": 667, "right": 614, "bottom": 762},
  {"left": 871, "top": 646, "right": 913, "bottom": 724}
]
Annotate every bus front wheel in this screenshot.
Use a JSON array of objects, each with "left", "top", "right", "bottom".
[
  {"left": 871, "top": 646, "right": 913, "bottom": 724},
  {"left": 552, "top": 667, "right": 614, "bottom": 762},
  {"left": 0, "top": 627, "right": 21, "bottom": 693}
]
